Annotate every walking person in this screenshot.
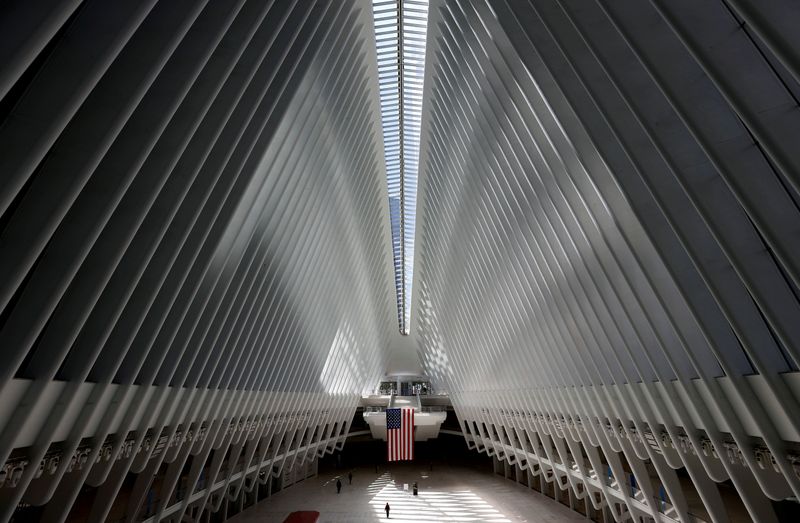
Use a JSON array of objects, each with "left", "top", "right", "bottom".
[
  {"left": 348, "top": 471, "right": 353, "bottom": 484},
  {"left": 385, "top": 502, "right": 390, "bottom": 519},
  {"left": 336, "top": 478, "right": 342, "bottom": 494}
]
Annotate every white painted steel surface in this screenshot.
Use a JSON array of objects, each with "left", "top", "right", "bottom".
[
  {"left": 413, "top": 1, "right": 800, "bottom": 522},
  {"left": 1, "top": 0, "right": 800, "bottom": 521},
  {"left": 0, "top": 1, "right": 394, "bottom": 520}
]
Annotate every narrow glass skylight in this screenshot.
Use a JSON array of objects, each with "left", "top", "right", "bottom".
[{"left": 373, "top": 0, "right": 429, "bottom": 335}]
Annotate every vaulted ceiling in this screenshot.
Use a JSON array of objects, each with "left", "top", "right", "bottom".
[{"left": 0, "top": 0, "right": 799, "bottom": 521}]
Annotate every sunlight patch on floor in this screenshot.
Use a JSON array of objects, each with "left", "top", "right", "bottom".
[{"left": 367, "top": 472, "right": 512, "bottom": 522}]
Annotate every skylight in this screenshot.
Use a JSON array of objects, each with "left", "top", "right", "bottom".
[{"left": 373, "top": 0, "right": 429, "bottom": 335}]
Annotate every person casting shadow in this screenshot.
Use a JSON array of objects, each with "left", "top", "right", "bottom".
[
  {"left": 385, "top": 502, "right": 390, "bottom": 518},
  {"left": 336, "top": 478, "right": 342, "bottom": 494}
]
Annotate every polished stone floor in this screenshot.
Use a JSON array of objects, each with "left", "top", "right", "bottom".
[{"left": 228, "top": 462, "right": 586, "bottom": 522}]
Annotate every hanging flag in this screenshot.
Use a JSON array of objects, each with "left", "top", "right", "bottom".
[{"left": 386, "top": 407, "right": 414, "bottom": 461}]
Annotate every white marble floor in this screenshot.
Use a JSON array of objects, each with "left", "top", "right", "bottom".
[{"left": 228, "top": 463, "right": 586, "bottom": 523}]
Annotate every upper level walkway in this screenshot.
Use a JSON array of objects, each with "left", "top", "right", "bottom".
[{"left": 361, "top": 394, "right": 449, "bottom": 441}]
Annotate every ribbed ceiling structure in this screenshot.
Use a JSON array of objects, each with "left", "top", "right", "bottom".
[
  {"left": 414, "top": 1, "right": 800, "bottom": 522},
  {"left": 1, "top": 0, "right": 800, "bottom": 522},
  {"left": 0, "top": 1, "right": 394, "bottom": 520}
]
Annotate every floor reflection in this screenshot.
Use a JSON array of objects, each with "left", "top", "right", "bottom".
[{"left": 367, "top": 472, "right": 512, "bottom": 522}]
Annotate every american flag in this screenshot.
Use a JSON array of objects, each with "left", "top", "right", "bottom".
[{"left": 386, "top": 407, "right": 414, "bottom": 461}]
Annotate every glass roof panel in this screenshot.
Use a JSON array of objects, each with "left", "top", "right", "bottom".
[{"left": 372, "top": 0, "right": 429, "bottom": 335}]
